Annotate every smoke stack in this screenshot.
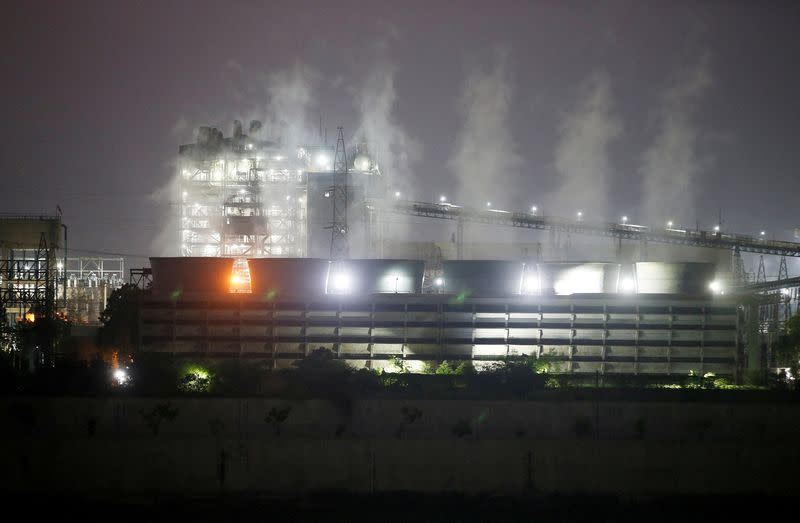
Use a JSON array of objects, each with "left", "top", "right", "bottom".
[{"left": 249, "top": 120, "right": 262, "bottom": 134}]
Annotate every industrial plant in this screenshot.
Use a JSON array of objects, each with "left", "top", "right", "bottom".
[
  {"left": 2, "top": 121, "right": 799, "bottom": 383},
  {"left": 116, "top": 122, "right": 800, "bottom": 382}
]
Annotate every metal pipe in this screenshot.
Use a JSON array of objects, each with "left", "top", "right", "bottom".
[{"left": 61, "top": 223, "right": 67, "bottom": 311}]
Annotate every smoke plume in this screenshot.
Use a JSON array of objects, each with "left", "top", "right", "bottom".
[
  {"left": 449, "top": 51, "right": 521, "bottom": 208},
  {"left": 353, "top": 63, "right": 420, "bottom": 194},
  {"left": 640, "top": 53, "right": 712, "bottom": 227},
  {"left": 149, "top": 62, "right": 321, "bottom": 256},
  {"left": 550, "top": 72, "right": 621, "bottom": 221},
  {"left": 259, "top": 62, "right": 320, "bottom": 148}
]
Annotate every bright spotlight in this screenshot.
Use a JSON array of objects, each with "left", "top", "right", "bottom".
[
  {"left": 621, "top": 216, "right": 628, "bottom": 223},
  {"left": 434, "top": 277, "right": 444, "bottom": 287},
  {"left": 486, "top": 202, "right": 492, "bottom": 208},
  {"left": 354, "top": 155, "right": 371, "bottom": 171},
  {"left": 523, "top": 276, "right": 539, "bottom": 294},
  {"left": 531, "top": 206, "right": 537, "bottom": 215},
  {"left": 620, "top": 277, "right": 635, "bottom": 293},
  {"left": 439, "top": 195, "right": 447, "bottom": 203},
  {"left": 576, "top": 211, "right": 583, "bottom": 221},
  {"left": 713, "top": 225, "right": 720, "bottom": 232},
  {"left": 709, "top": 280, "right": 723, "bottom": 294},
  {"left": 760, "top": 231, "right": 766, "bottom": 237},
  {"left": 667, "top": 221, "right": 673, "bottom": 228},
  {"left": 314, "top": 152, "right": 331, "bottom": 169},
  {"left": 331, "top": 271, "right": 352, "bottom": 293},
  {"left": 231, "top": 274, "right": 243, "bottom": 285},
  {"left": 395, "top": 191, "right": 401, "bottom": 198},
  {"left": 781, "top": 288, "right": 790, "bottom": 296},
  {"left": 324, "top": 191, "right": 331, "bottom": 198},
  {"left": 57, "top": 262, "right": 64, "bottom": 270},
  {"left": 113, "top": 369, "right": 128, "bottom": 386}
]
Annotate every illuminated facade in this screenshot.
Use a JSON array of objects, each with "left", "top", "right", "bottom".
[
  {"left": 178, "top": 122, "right": 381, "bottom": 259},
  {"left": 139, "top": 257, "right": 741, "bottom": 378}
]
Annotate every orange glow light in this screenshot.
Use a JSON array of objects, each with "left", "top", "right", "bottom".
[{"left": 229, "top": 258, "right": 252, "bottom": 293}]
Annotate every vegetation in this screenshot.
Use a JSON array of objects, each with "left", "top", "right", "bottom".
[
  {"left": 774, "top": 310, "right": 800, "bottom": 388},
  {"left": 139, "top": 402, "right": 178, "bottom": 435},
  {"left": 96, "top": 284, "right": 141, "bottom": 355},
  {"left": 265, "top": 406, "right": 292, "bottom": 436}
]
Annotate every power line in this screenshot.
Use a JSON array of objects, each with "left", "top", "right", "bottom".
[{"left": 67, "top": 247, "right": 151, "bottom": 259}]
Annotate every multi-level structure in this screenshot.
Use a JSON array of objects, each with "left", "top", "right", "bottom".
[
  {"left": 63, "top": 257, "right": 125, "bottom": 324},
  {"left": 140, "top": 257, "right": 742, "bottom": 378},
  {"left": 0, "top": 215, "right": 62, "bottom": 325},
  {"left": 178, "top": 121, "right": 382, "bottom": 259}
]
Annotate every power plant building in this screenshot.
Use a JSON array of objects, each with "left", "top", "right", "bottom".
[
  {"left": 140, "top": 257, "right": 740, "bottom": 378},
  {"left": 177, "top": 121, "right": 382, "bottom": 259}
]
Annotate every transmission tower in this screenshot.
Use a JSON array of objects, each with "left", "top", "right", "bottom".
[
  {"left": 778, "top": 256, "right": 789, "bottom": 282},
  {"left": 329, "top": 127, "right": 349, "bottom": 260},
  {"left": 756, "top": 256, "right": 767, "bottom": 284},
  {"left": 731, "top": 245, "right": 746, "bottom": 283}
]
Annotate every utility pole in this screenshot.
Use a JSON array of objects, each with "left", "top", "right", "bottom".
[{"left": 328, "top": 127, "right": 349, "bottom": 260}]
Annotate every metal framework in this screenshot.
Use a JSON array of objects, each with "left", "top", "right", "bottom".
[
  {"left": 329, "top": 127, "right": 349, "bottom": 260},
  {"left": 380, "top": 200, "right": 800, "bottom": 257},
  {"left": 178, "top": 123, "right": 310, "bottom": 258},
  {"left": 64, "top": 257, "right": 124, "bottom": 287},
  {"left": 129, "top": 268, "right": 153, "bottom": 289},
  {"left": 0, "top": 232, "right": 55, "bottom": 320}
]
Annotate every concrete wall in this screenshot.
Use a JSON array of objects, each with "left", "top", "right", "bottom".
[{"left": 2, "top": 396, "right": 798, "bottom": 496}]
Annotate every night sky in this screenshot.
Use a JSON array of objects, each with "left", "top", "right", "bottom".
[{"left": 2, "top": 0, "right": 799, "bottom": 270}]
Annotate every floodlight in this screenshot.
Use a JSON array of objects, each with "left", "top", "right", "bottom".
[
  {"left": 331, "top": 271, "right": 352, "bottom": 293},
  {"left": 523, "top": 275, "right": 539, "bottom": 294},
  {"left": 113, "top": 369, "right": 128, "bottom": 385},
  {"left": 314, "top": 152, "right": 331, "bottom": 169},
  {"left": 620, "top": 277, "right": 635, "bottom": 293}
]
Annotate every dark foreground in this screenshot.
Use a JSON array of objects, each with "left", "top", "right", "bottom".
[{"left": 5, "top": 492, "right": 794, "bottom": 522}]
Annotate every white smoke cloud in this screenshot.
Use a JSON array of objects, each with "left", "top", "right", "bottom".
[
  {"left": 449, "top": 50, "right": 521, "bottom": 208},
  {"left": 549, "top": 72, "right": 621, "bottom": 222},
  {"left": 350, "top": 62, "right": 421, "bottom": 255},
  {"left": 259, "top": 62, "right": 320, "bottom": 149},
  {"left": 149, "top": 62, "right": 322, "bottom": 257},
  {"left": 353, "top": 63, "right": 420, "bottom": 194},
  {"left": 640, "top": 53, "right": 712, "bottom": 227}
]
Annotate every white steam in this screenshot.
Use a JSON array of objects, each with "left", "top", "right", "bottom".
[
  {"left": 640, "top": 53, "right": 712, "bottom": 227},
  {"left": 353, "top": 64, "right": 420, "bottom": 194},
  {"left": 259, "top": 62, "right": 319, "bottom": 148},
  {"left": 149, "top": 62, "right": 321, "bottom": 257},
  {"left": 352, "top": 63, "right": 420, "bottom": 255},
  {"left": 550, "top": 72, "right": 621, "bottom": 221},
  {"left": 449, "top": 51, "right": 521, "bottom": 208}
]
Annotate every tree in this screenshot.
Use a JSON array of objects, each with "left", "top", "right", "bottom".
[
  {"left": 774, "top": 310, "right": 800, "bottom": 386},
  {"left": 96, "top": 284, "right": 141, "bottom": 354},
  {"left": 0, "top": 302, "right": 15, "bottom": 352}
]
